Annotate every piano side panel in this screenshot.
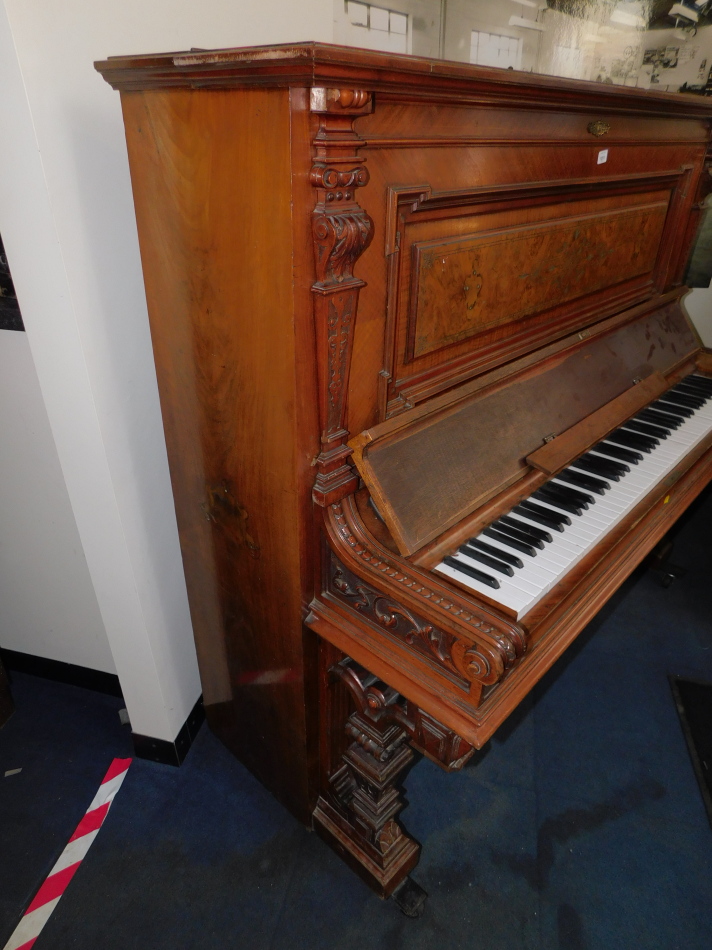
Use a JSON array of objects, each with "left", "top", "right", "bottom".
[{"left": 120, "top": 87, "right": 319, "bottom": 823}]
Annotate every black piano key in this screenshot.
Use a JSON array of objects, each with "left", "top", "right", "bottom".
[
  {"left": 575, "top": 454, "right": 624, "bottom": 481},
  {"left": 493, "top": 519, "right": 545, "bottom": 549},
  {"left": 673, "top": 383, "right": 710, "bottom": 402},
  {"left": 466, "top": 538, "right": 524, "bottom": 568},
  {"left": 596, "top": 441, "right": 642, "bottom": 464},
  {"left": 516, "top": 500, "right": 571, "bottom": 529},
  {"left": 459, "top": 545, "right": 515, "bottom": 576},
  {"left": 500, "top": 514, "right": 552, "bottom": 544},
  {"left": 682, "top": 376, "right": 712, "bottom": 395},
  {"left": 546, "top": 481, "right": 594, "bottom": 507},
  {"left": 616, "top": 426, "right": 659, "bottom": 448},
  {"left": 653, "top": 398, "right": 694, "bottom": 418},
  {"left": 607, "top": 430, "right": 656, "bottom": 453},
  {"left": 443, "top": 556, "right": 500, "bottom": 589},
  {"left": 557, "top": 469, "right": 609, "bottom": 495},
  {"left": 623, "top": 419, "right": 669, "bottom": 439},
  {"left": 648, "top": 402, "right": 686, "bottom": 426},
  {"left": 532, "top": 487, "right": 584, "bottom": 516},
  {"left": 636, "top": 408, "right": 681, "bottom": 429},
  {"left": 483, "top": 527, "right": 538, "bottom": 557},
  {"left": 666, "top": 389, "right": 705, "bottom": 409}
]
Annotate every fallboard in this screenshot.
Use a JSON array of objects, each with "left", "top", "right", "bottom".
[{"left": 349, "top": 294, "right": 699, "bottom": 555}]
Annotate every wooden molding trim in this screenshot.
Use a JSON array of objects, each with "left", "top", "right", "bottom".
[
  {"left": 310, "top": 89, "right": 375, "bottom": 507},
  {"left": 96, "top": 43, "right": 712, "bottom": 121}
]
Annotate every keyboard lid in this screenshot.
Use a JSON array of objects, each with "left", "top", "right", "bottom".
[{"left": 348, "top": 292, "right": 700, "bottom": 556}]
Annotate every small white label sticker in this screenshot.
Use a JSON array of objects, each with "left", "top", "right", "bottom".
[{"left": 597, "top": 149, "right": 609, "bottom": 165}]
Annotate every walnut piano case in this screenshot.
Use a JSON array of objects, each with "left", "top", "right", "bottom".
[{"left": 96, "top": 44, "right": 712, "bottom": 906}]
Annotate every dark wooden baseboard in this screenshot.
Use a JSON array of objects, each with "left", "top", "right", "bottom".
[
  {"left": 131, "top": 695, "right": 205, "bottom": 766},
  {"left": 1, "top": 647, "right": 205, "bottom": 765},
  {"left": 1, "top": 648, "right": 123, "bottom": 696},
  {"left": 0, "top": 654, "right": 13, "bottom": 728}
]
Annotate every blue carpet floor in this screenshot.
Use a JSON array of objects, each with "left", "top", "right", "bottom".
[{"left": 1, "top": 487, "right": 711, "bottom": 949}]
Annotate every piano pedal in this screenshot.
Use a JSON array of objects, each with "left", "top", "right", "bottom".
[{"left": 391, "top": 875, "right": 428, "bottom": 918}]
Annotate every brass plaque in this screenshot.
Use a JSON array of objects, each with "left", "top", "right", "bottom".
[{"left": 409, "top": 203, "right": 668, "bottom": 359}]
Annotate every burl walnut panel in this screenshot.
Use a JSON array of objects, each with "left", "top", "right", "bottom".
[{"left": 409, "top": 201, "right": 667, "bottom": 359}]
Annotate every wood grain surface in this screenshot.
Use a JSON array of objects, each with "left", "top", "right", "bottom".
[{"left": 98, "top": 43, "right": 712, "bottom": 892}]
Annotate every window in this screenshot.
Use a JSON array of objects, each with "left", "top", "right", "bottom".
[
  {"left": 551, "top": 45, "right": 584, "bottom": 80},
  {"left": 470, "top": 31, "right": 522, "bottom": 71},
  {"left": 343, "top": 2, "right": 409, "bottom": 54}
]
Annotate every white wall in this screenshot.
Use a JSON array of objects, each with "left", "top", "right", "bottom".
[
  {"left": 685, "top": 289, "right": 712, "bottom": 347},
  {"left": 0, "top": 330, "right": 114, "bottom": 672},
  {"left": 0, "top": 0, "right": 331, "bottom": 741}
]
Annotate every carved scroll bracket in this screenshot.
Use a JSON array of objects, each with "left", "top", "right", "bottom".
[
  {"left": 329, "top": 556, "right": 506, "bottom": 694},
  {"left": 324, "top": 496, "right": 527, "bottom": 677},
  {"left": 310, "top": 89, "right": 374, "bottom": 507},
  {"left": 334, "top": 657, "right": 475, "bottom": 769}
]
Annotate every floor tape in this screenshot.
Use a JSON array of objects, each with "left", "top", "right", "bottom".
[{"left": 3, "top": 757, "right": 132, "bottom": 950}]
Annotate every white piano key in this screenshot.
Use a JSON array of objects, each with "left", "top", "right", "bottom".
[
  {"left": 435, "top": 385, "right": 712, "bottom": 620},
  {"left": 509, "top": 510, "right": 601, "bottom": 548},
  {"left": 458, "top": 551, "right": 543, "bottom": 595},
  {"left": 475, "top": 532, "right": 571, "bottom": 573},
  {"left": 596, "top": 487, "right": 638, "bottom": 506},
  {"left": 528, "top": 499, "right": 606, "bottom": 540},
  {"left": 506, "top": 511, "right": 590, "bottom": 543},
  {"left": 435, "top": 561, "right": 534, "bottom": 614}
]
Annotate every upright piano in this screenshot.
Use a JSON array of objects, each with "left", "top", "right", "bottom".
[{"left": 96, "top": 43, "right": 712, "bottom": 910}]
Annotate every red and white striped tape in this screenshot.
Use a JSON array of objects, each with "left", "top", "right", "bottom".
[{"left": 3, "top": 757, "right": 132, "bottom": 950}]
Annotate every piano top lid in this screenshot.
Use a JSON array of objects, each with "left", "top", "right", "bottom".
[
  {"left": 348, "top": 293, "right": 700, "bottom": 557},
  {"left": 95, "top": 41, "right": 712, "bottom": 119}
]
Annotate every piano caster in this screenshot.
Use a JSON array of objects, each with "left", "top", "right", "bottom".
[
  {"left": 659, "top": 564, "right": 686, "bottom": 589},
  {"left": 646, "top": 538, "right": 687, "bottom": 588},
  {"left": 391, "top": 876, "right": 428, "bottom": 918}
]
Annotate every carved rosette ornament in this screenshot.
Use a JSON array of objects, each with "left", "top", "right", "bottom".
[{"left": 310, "top": 88, "right": 374, "bottom": 507}]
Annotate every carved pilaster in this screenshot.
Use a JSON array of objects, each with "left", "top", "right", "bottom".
[
  {"left": 313, "top": 654, "right": 474, "bottom": 910},
  {"left": 310, "top": 88, "right": 374, "bottom": 507}
]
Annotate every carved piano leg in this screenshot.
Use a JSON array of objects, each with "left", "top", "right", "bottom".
[
  {"left": 313, "top": 648, "right": 422, "bottom": 908},
  {"left": 313, "top": 643, "right": 474, "bottom": 916}
]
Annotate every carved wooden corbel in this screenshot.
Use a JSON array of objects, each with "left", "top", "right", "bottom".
[{"left": 310, "top": 88, "right": 374, "bottom": 507}]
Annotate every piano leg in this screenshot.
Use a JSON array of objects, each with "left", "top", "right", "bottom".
[
  {"left": 313, "top": 646, "right": 422, "bottom": 909},
  {"left": 312, "top": 643, "right": 474, "bottom": 915}
]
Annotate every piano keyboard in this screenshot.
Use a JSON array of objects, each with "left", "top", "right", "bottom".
[{"left": 435, "top": 375, "right": 712, "bottom": 619}]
